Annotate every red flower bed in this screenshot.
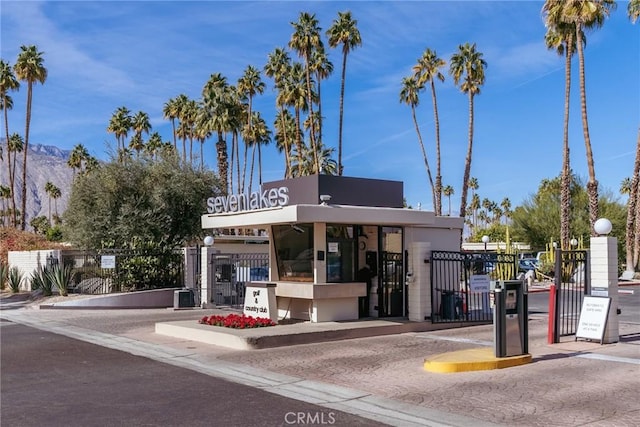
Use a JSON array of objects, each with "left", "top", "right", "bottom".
[{"left": 198, "top": 313, "right": 276, "bottom": 329}]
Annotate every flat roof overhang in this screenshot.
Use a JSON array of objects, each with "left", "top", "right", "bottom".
[{"left": 201, "top": 204, "right": 437, "bottom": 229}]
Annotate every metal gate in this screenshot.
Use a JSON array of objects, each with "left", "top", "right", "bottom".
[
  {"left": 552, "top": 249, "right": 589, "bottom": 338},
  {"left": 379, "top": 251, "right": 404, "bottom": 317},
  {"left": 209, "top": 253, "right": 269, "bottom": 309},
  {"left": 430, "top": 251, "right": 518, "bottom": 323}
]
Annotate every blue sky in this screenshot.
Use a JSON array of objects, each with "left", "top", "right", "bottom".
[{"left": 1, "top": 1, "right": 638, "bottom": 214}]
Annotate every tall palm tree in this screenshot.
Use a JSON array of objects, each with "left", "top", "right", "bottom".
[
  {"left": 274, "top": 109, "right": 296, "bottom": 178},
  {"left": 202, "top": 74, "right": 233, "bottom": 193},
  {"left": 283, "top": 62, "right": 309, "bottom": 178},
  {"left": 145, "top": 131, "right": 163, "bottom": 161},
  {"left": 163, "top": 97, "right": 179, "bottom": 149},
  {"left": 310, "top": 46, "right": 333, "bottom": 147},
  {"left": 556, "top": 0, "right": 616, "bottom": 234},
  {"left": 0, "top": 184, "right": 10, "bottom": 227},
  {"left": 500, "top": 197, "right": 512, "bottom": 225},
  {"left": 400, "top": 76, "right": 436, "bottom": 210},
  {"left": 14, "top": 45, "right": 47, "bottom": 230},
  {"left": 7, "top": 132, "right": 23, "bottom": 226},
  {"left": 130, "top": 111, "right": 151, "bottom": 157},
  {"left": 442, "top": 185, "right": 454, "bottom": 216},
  {"left": 543, "top": 0, "right": 579, "bottom": 249},
  {"left": 413, "top": 48, "right": 446, "bottom": 216},
  {"left": 624, "top": 129, "right": 640, "bottom": 272},
  {"left": 289, "top": 12, "right": 322, "bottom": 172},
  {"left": 449, "top": 42, "right": 486, "bottom": 228},
  {"left": 68, "top": 144, "right": 89, "bottom": 178},
  {"left": 1, "top": 60, "right": 20, "bottom": 227},
  {"left": 44, "top": 181, "right": 55, "bottom": 224},
  {"left": 51, "top": 185, "right": 61, "bottom": 223},
  {"left": 238, "top": 65, "right": 265, "bottom": 190},
  {"left": 107, "top": 106, "right": 132, "bottom": 158},
  {"left": 470, "top": 193, "right": 480, "bottom": 229},
  {"left": 265, "top": 47, "right": 293, "bottom": 178},
  {"left": 327, "top": 11, "right": 361, "bottom": 176}
]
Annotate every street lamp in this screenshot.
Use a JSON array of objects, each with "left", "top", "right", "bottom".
[
  {"left": 481, "top": 235, "right": 490, "bottom": 253},
  {"left": 594, "top": 218, "right": 612, "bottom": 236},
  {"left": 570, "top": 238, "right": 578, "bottom": 248},
  {"left": 204, "top": 235, "right": 214, "bottom": 247}
]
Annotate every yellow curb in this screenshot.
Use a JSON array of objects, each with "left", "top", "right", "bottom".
[{"left": 424, "top": 348, "right": 532, "bottom": 373}]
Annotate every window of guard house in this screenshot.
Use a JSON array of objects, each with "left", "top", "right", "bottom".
[
  {"left": 326, "top": 225, "right": 355, "bottom": 283},
  {"left": 273, "top": 224, "right": 314, "bottom": 282}
]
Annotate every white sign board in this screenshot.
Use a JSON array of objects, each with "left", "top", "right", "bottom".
[
  {"left": 244, "top": 285, "right": 278, "bottom": 323},
  {"left": 576, "top": 296, "right": 611, "bottom": 343},
  {"left": 101, "top": 255, "right": 116, "bottom": 269},
  {"left": 328, "top": 242, "right": 339, "bottom": 253},
  {"left": 470, "top": 275, "right": 490, "bottom": 293}
]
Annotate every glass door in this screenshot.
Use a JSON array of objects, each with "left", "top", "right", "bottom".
[{"left": 379, "top": 227, "right": 404, "bottom": 317}]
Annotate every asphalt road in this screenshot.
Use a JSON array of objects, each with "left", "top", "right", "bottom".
[
  {"left": 1, "top": 320, "right": 388, "bottom": 427},
  {"left": 527, "top": 285, "right": 640, "bottom": 324}
]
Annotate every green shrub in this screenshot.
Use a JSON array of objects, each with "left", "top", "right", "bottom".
[
  {"left": 31, "top": 266, "right": 54, "bottom": 296},
  {"left": 7, "top": 266, "right": 23, "bottom": 293},
  {"left": 0, "top": 261, "right": 7, "bottom": 290},
  {"left": 46, "top": 264, "right": 73, "bottom": 297}
]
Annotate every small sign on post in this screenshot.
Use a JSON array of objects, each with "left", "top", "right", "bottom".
[
  {"left": 576, "top": 296, "right": 611, "bottom": 344},
  {"left": 243, "top": 283, "right": 278, "bottom": 323},
  {"left": 101, "top": 255, "right": 116, "bottom": 269}
]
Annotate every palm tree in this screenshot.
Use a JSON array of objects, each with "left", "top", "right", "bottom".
[
  {"left": 400, "top": 76, "right": 436, "bottom": 211},
  {"left": 163, "top": 97, "right": 179, "bottom": 149},
  {"left": 68, "top": 144, "right": 89, "bottom": 179},
  {"left": 44, "top": 181, "right": 55, "bottom": 224},
  {"left": 14, "top": 45, "right": 47, "bottom": 230},
  {"left": 130, "top": 111, "right": 151, "bottom": 157},
  {"left": 107, "top": 106, "right": 132, "bottom": 159},
  {"left": 283, "top": 62, "right": 309, "bottom": 178},
  {"left": 0, "top": 184, "right": 10, "bottom": 226},
  {"left": 555, "top": 0, "right": 616, "bottom": 234},
  {"left": 630, "top": 0, "right": 640, "bottom": 23},
  {"left": 289, "top": 12, "right": 322, "bottom": 172},
  {"left": 202, "top": 74, "right": 233, "bottom": 192},
  {"left": 413, "top": 48, "right": 446, "bottom": 216},
  {"left": 310, "top": 46, "right": 333, "bottom": 146},
  {"left": 500, "top": 197, "right": 512, "bottom": 225},
  {"left": 145, "top": 131, "right": 163, "bottom": 161},
  {"left": 470, "top": 193, "right": 480, "bottom": 229},
  {"left": 442, "top": 185, "right": 454, "bottom": 216},
  {"left": 274, "top": 109, "right": 296, "bottom": 178},
  {"left": 7, "top": 132, "right": 23, "bottom": 226},
  {"left": 238, "top": 65, "right": 266, "bottom": 191},
  {"left": 327, "top": 11, "right": 362, "bottom": 176},
  {"left": 1, "top": 60, "right": 20, "bottom": 227},
  {"left": 51, "top": 186, "right": 61, "bottom": 223},
  {"left": 265, "top": 47, "right": 293, "bottom": 178},
  {"left": 624, "top": 129, "right": 640, "bottom": 272},
  {"left": 543, "top": 0, "right": 579, "bottom": 249},
  {"left": 449, "top": 42, "right": 486, "bottom": 227}
]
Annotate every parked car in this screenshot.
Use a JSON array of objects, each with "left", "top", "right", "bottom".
[{"left": 518, "top": 258, "right": 539, "bottom": 272}]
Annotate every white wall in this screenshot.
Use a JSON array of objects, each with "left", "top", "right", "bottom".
[{"left": 7, "top": 250, "right": 61, "bottom": 291}]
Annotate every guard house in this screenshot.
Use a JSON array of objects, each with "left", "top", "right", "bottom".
[{"left": 201, "top": 175, "right": 463, "bottom": 323}]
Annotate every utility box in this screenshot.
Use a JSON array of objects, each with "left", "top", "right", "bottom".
[
  {"left": 174, "top": 289, "right": 195, "bottom": 309},
  {"left": 493, "top": 280, "right": 528, "bottom": 357}
]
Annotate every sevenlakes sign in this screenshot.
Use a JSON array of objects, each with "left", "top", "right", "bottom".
[{"left": 206, "top": 186, "right": 289, "bottom": 214}]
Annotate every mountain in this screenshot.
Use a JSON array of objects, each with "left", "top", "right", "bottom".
[{"left": 1, "top": 140, "right": 74, "bottom": 229}]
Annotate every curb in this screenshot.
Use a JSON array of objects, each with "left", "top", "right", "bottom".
[{"left": 424, "top": 348, "right": 532, "bottom": 373}]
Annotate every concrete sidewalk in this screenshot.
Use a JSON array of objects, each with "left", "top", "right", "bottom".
[{"left": 1, "top": 301, "right": 639, "bottom": 427}]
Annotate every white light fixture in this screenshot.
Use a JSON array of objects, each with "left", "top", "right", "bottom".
[
  {"left": 203, "top": 235, "right": 214, "bottom": 246},
  {"left": 320, "top": 194, "right": 331, "bottom": 205},
  {"left": 481, "top": 235, "right": 489, "bottom": 252},
  {"left": 594, "top": 218, "right": 612, "bottom": 236},
  {"left": 570, "top": 238, "right": 578, "bottom": 247}
]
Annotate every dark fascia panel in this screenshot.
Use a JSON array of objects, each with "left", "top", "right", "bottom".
[{"left": 263, "top": 175, "right": 404, "bottom": 208}]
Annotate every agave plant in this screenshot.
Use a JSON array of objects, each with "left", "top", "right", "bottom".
[
  {"left": 0, "top": 261, "right": 8, "bottom": 290},
  {"left": 31, "top": 266, "right": 54, "bottom": 296},
  {"left": 7, "top": 266, "right": 24, "bottom": 294},
  {"left": 46, "top": 264, "right": 73, "bottom": 297}
]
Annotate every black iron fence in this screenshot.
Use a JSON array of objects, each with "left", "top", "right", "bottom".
[
  {"left": 430, "top": 251, "right": 518, "bottom": 323},
  {"left": 209, "top": 253, "right": 270, "bottom": 309},
  {"left": 552, "top": 249, "right": 589, "bottom": 339},
  {"left": 61, "top": 249, "right": 184, "bottom": 294}
]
